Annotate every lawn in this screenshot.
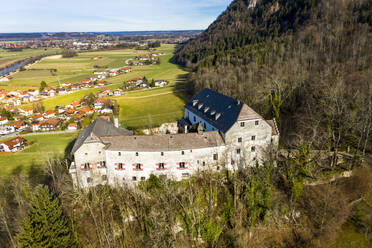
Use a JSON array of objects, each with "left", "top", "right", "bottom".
[
  {"left": 0, "top": 132, "right": 77, "bottom": 178},
  {"left": 113, "top": 85, "right": 188, "bottom": 129}
]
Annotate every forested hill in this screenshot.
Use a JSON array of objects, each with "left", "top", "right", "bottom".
[{"left": 175, "top": 0, "right": 371, "bottom": 151}]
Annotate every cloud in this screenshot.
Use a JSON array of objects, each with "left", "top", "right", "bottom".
[{"left": 0, "top": 0, "right": 232, "bottom": 32}]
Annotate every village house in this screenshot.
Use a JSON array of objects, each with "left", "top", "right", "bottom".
[
  {"left": 113, "top": 89, "right": 123, "bottom": 96},
  {"left": 31, "top": 113, "right": 44, "bottom": 121},
  {"left": 155, "top": 80, "right": 168, "bottom": 87},
  {"left": 0, "top": 137, "right": 27, "bottom": 152},
  {"left": 19, "top": 107, "right": 33, "bottom": 116},
  {"left": 31, "top": 121, "right": 40, "bottom": 131},
  {"left": 93, "top": 98, "right": 106, "bottom": 110},
  {"left": 0, "top": 117, "right": 9, "bottom": 125},
  {"left": 69, "top": 88, "right": 279, "bottom": 188},
  {"left": 0, "top": 126, "right": 15, "bottom": 135},
  {"left": 44, "top": 110, "right": 55, "bottom": 119},
  {"left": 68, "top": 123, "right": 78, "bottom": 131},
  {"left": 39, "top": 118, "right": 60, "bottom": 131},
  {"left": 12, "top": 120, "right": 27, "bottom": 131}
]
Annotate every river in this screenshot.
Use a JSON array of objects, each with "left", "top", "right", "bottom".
[{"left": 0, "top": 59, "right": 33, "bottom": 77}]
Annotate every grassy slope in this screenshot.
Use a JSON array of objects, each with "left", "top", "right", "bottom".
[{"left": 0, "top": 132, "right": 77, "bottom": 177}]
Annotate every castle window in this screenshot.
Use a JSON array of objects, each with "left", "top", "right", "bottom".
[
  {"left": 118, "top": 163, "right": 124, "bottom": 170},
  {"left": 158, "top": 163, "right": 165, "bottom": 170},
  {"left": 238, "top": 137, "right": 242, "bottom": 143},
  {"left": 136, "top": 152, "right": 138, "bottom": 156},
  {"left": 193, "top": 116, "right": 196, "bottom": 122},
  {"left": 100, "top": 161, "right": 106, "bottom": 168},
  {"left": 251, "top": 146, "right": 256, "bottom": 152},
  {"left": 217, "top": 166, "right": 220, "bottom": 170},
  {"left": 181, "top": 151, "right": 184, "bottom": 155},
  {"left": 236, "top": 149, "right": 241, "bottom": 154},
  {"left": 203, "top": 123, "right": 206, "bottom": 129},
  {"left": 213, "top": 154, "right": 218, "bottom": 160},
  {"left": 118, "top": 152, "right": 121, "bottom": 156},
  {"left": 135, "top": 163, "right": 142, "bottom": 170},
  {"left": 231, "top": 160, "right": 235, "bottom": 165},
  {"left": 141, "top": 177, "right": 146, "bottom": 181},
  {"left": 255, "top": 120, "right": 259, "bottom": 126},
  {"left": 102, "top": 175, "right": 107, "bottom": 181},
  {"left": 84, "top": 163, "right": 90, "bottom": 171},
  {"left": 203, "top": 161, "right": 206, "bottom": 166},
  {"left": 252, "top": 135, "right": 256, "bottom": 141},
  {"left": 87, "top": 177, "right": 93, "bottom": 183},
  {"left": 98, "top": 151, "right": 101, "bottom": 154},
  {"left": 85, "top": 153, "right": 88, "bottom": 155},
  {"left": 179, "top": 162, "right": 186, "bottom": 169},
  {"left": 182, "top": 173, "right": 190, "bottom": 178},
  {"left": 132, "top": 176, "right": 137, "bottom": 181},
  {"left": 240, "top": 122, "right": 245, "bottom": 127},
  {"left": 161, "top": 152, "right": 164, "bottom": 156}
]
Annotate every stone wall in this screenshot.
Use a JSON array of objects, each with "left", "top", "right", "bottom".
[{"left": 141, "top": 122, "right": 179, "bottom": 135}]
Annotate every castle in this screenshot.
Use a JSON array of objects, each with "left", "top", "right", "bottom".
[{"left": 69, "top": 88, "right": 279, "bottom": 188}]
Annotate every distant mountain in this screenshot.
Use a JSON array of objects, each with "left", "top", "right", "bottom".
[{"left": 175, "top": 0, "right": 372, "bottom": 150}]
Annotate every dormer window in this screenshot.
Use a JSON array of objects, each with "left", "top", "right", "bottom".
[
  {"left": 240, "top": 122, "right": 245, "bottom": 127},
  {"left": 211, "top": 110, "right": 216, "bottom": 115},
  {"left": 255, "top": 120, "right": 259, "bottom": 126},
  {"left": 215, "top": 113, "right": 221, "bottom": 120},
  {"left": 192, "top": 100, "right": 198, "bottom": 106},
  {"left": 204, "top": 107, "right": 210, "bottom": 113},
  {"left": 198, "top": 103, "right": 204, "bottom": 110}
]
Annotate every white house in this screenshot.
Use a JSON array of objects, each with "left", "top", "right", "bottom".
[
  {"left": 69, "top": 88, "right": 279, "bottom": 189},
  {"left": 155, "top": 80, "right": 168, "bottom": 87},
  {"left": 0, "top": 137, "right": 26, "bottom": 152},
  {"left": 0, "top": 117, "right": 8, "bottom": 125}
]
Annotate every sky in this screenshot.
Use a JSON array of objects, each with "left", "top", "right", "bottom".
[{"left": 0, "top": 0, "right": 233, "bottom": 33}]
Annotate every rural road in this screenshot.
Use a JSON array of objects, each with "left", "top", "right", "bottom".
[
  {"left": 123, "top": 89, "right": 186, "bottom": 99},
  {"left": 2, "top": 130, "right": 78, "bottom": 139}
]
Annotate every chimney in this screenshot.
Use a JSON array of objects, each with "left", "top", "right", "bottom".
[{"left": 114, "top": 117, "right": 119, "bottom": 128}]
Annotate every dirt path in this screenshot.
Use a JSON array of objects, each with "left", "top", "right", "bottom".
[{"left": 123, "top": 89, "right": 186, "bottom": 99}]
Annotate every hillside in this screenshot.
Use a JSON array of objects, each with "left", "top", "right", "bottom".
[{"left": 175, "top": 0, "right": 371, "bottom": 150}]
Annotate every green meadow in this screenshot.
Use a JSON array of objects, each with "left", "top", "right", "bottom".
[{"left": 0, "top": 132, "right": 77, "bottom": 177}]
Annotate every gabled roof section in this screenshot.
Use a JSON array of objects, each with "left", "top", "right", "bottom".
[
  {"left": 185, "top": 88, "right": 262, "bottom": 133},
  {"left": 100, "top": 131, "right": 224, "bottom": 152},
  {"left": 237, "top": 104, "right": 262, "bottom": 121},
  {"left": 71, "top": 118, "right": 133, "bottom": 154}
]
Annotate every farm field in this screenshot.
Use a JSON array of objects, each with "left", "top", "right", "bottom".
[
  {"left": 5, "top": 44, "right": 182, "bottom": 89},
  {"left": 0, "top": 132, "right": 77, "bottom": 178},
  {"left": 0, "top": 48, "right": 61, "bottom": 68},
  {"left": 112, "top": 84, "right": 188, "bottom": 129},
  {"left": 16, "top": 44, "right": 188, "bottom": 129}
]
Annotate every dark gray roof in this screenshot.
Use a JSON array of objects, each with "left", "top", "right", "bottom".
[
  {"left": 100, "top": 131, "right": 224, "bottom": 152},
  {"left": 71, "top": 118, "right": 133, "bottom": 154},
  {"left": 185, "top": 88, "right": 262, "bottom": 133}
]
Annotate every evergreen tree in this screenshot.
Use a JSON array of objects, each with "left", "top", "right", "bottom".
[{"left": 16, "top": 185, "right": 76, "bottom": 248}]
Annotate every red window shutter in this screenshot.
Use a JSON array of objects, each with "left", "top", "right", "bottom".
[
  {"left": 97, "top": 162, "right": 100, "bottom": 164},
  {"left": 176, "top": 162, "right": 179, "bottom": 165},
  {"left": 114, "top": 163, "right": 118, "bottom": 165}
]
